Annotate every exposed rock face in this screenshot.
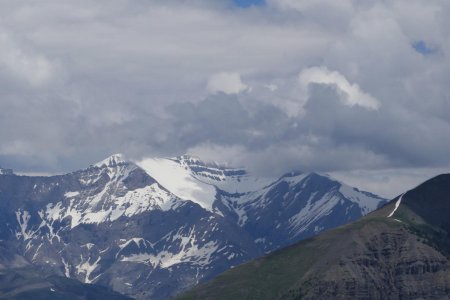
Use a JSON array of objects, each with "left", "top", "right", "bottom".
[
  {"left": 0, "top": 155, "right": 386, "bottom": 299},
  {"left": 177, "top": 174, "right": 450, "bottom": 300},
  {"left": 285, "top": 222, "right": 450, "bottom": 299}
]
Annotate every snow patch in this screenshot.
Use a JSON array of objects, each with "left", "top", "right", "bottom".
[
  {"left": 121, "top": 226, "right": 218, "bottom": 268},
  {"left": 42, "top": 182, "right": 179, "bottom": 228},
  {"left": 254, "top": 237, "right": 266, "bottom": 244},
  {"left": 94, "top": 153, "right": 126, "bottom": 168},
  {"left": 137, "top": 158, "right": 217, "bottom": 211},
  {"left": 83, "top": 243, "right": 95, "bottom": 250},
  {"left": 15, "top": 210, "right": 40, "bottom": 241},
  {"left": 388, "top": 194, "right": 404, "bottom": 218},
  {"left": 62, "top": 257, "right": 70, "bottom": 278},
  {"left": 288, "top": 192, "right": 341, "bottom": 236},
  {"left": 64, "top": 191, "right": 80, "bottom": 198},
  {"left": 339, "top": 184, "right": 382, "bottom": 215},
  {"left": 76, "top": 255, "right": 101, "bottom": 284}
]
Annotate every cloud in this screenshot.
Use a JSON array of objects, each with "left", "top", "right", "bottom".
[
  {"left": 0, "top": 29, "right": 59, "bottom": 88},
  {"left": 0, "top": 0, "right": 450, "bottom": 197},
  {"left": 233, "top": 0, "right": 265, "bottom": 8},
  {"left": 264, "top": 84, "right": 278, "bottom": 91},
  {"left": 207, "top": 72, "right": 248, "bottom": 94},
  {"left": 330, "top": 166, "right": 450, "bottom": 199},
  {"left": 299, "top": 66, "right": 380, "bottom": 110}
]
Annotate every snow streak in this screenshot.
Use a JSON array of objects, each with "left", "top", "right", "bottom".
[{"left": 387, "top": 193, "right": 404, "bottom": 218}]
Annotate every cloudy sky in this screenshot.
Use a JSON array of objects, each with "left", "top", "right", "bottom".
[{"left": 1, "top": 0, "right": 449, "bottom": 197}]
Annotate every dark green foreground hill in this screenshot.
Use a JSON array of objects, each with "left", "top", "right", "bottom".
[{"left": 176, "top": 174, "right": 450, "bottom": 299}]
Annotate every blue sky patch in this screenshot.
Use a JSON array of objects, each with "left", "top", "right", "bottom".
[
  {"left": 233, "top": 0, "right": 265, "bottom": 8},
  {"left": 412, "top": 40, "right": 437, "bottom": 55}
]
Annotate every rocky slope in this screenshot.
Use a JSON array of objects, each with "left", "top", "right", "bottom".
[
  {"left": 0, "top": 245, "right": 131, "bottom": 300},
  {"left": 177, "top": 174, "right": 450, "bottom": 300},
  {"left": 0, "top": 268, "right": 133, "bottom": 300},
  {"left": 0, "top": 154, "right": 386, "bottom": 299}
]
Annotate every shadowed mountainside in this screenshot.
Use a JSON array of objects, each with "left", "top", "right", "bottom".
[{"left": 0, "top": 267, "right": 132, "bottom": 300}]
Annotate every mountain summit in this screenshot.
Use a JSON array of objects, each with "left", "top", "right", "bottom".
[
  {"left": 94, "top": 153, "right": 127, "bottom": 168},
  {"left": 0, "top": 154, "right": 386, "bottom": 299},
  {"left": 177, "top": 174, "right": 450, "bottom": 300},
  {"left": 0, "top": 167, "right": 13, "bottom": 175}
]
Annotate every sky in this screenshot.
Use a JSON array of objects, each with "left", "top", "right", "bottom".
[{"left": 1, "top": 0, "right": 450, "bottom": 198}]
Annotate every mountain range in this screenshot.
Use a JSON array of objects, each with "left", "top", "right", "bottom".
[
  {"left": 0, "top": 154, "right": 386, "bottom": 299},
  {"left": 177, "top": 174, "right": 450, "bottom": 299}
]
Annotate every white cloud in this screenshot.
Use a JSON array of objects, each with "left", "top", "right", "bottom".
[
  {"left": 264, "top": 84, "right": 278, "bottom": 91},
  {"left": 207, "top": 72, "right": 248, "bottom": 94},
  {"left": 269, "top": 0, "right": 353, "bottom": 14},
  {"left": 299, "top": 66, "right": 380, "bottom": 110},
  {"left": 0, "top": 30, "right": 58, "bottom": 87}
]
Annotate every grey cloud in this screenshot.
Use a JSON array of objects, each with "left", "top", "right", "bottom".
[
  {"left": 301, "top": 84, "right": 450, "bottom": 168},
  {"left": 0, "top": 0, "right": 449, "bottom": 198},
  {"left": 157, "top": 83, "right": 450, "bottom": 177},
  {"left": 152, "top": 94, "right": 289, "bottom": 161}
]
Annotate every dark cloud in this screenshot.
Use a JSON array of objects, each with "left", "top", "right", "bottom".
[{"left": 149, "top": 84, "right": 450, "bottom": 178}]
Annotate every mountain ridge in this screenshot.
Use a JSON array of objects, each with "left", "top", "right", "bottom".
[
  {"left": 176, "top": 174, "right": 450, "bottom": 300},
  {"left": 0, "top": 154, "right": 386, "bottom": 299}
]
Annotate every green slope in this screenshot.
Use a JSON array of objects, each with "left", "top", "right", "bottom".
[{"left": 176, "top": 174, "right": 450, "bottom": 299}]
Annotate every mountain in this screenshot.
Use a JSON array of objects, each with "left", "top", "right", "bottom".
[
  {"left": 0, "top": 245, "right": 131, "bottom": 300},
  {"left": 0, "top": 267, "right": 132, "bottom": 300},
  {"left": 0, "top": 167, "right": 13, "bottom": 175},
  {"left": 0, "top": 154, "right": 386, "bottom": 299},
  {"left": 138, "top": 155, "right": 386, "bottom": 253},
  {"left": 176, "top": 174, "right": 450, "bottom": 300}
]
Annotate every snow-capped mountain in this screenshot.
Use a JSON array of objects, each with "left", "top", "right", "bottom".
[
  {"left": 0, "top": 167, "right": 13, "bottom": 175},
  {"left": 177, "top": 174, "right": 450, "bottom": 300},
  {"left": 0, "top": 154, "right": 386, "bottom": 299}
]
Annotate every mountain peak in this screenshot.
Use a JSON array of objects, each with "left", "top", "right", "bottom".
[
  {"left": 94, "top": 153, "right": 127, "bottom": 168},
  {"left": 280, "top": 170, "right": 304, "bottom": 178},
  {"left": 175, "top": 154, "right": 224, "bottom": 169},
  {"left": 177, "top": 154, "right": 201, "bottom": 162},
  {"left": 392, "top": 173, "right": 450, "bottom": 229},
  {"left": 0, "top": 167, "right": 14, "bottom": 175}
]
